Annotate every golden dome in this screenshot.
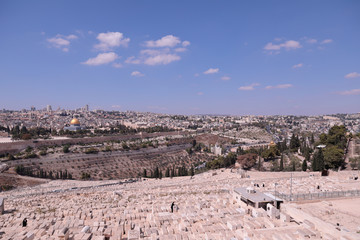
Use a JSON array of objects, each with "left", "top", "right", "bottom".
[
  {"left": 70, "top": 118, "right": 80, "bottom": 125},
  {"left": 269, "top": 141, "right": 276, "bottom": 146}
]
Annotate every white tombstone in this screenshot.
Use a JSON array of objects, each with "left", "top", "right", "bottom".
[{"left": 266, "top": 203, "right": 280, "bottom": 219}]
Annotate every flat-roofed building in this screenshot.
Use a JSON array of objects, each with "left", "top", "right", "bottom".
[{"left": 233, "top": 187, "right": 282, "bottom": 209}]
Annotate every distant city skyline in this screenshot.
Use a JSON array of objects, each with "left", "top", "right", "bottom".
[{"left": 1, "top": 1, "right": 359, "bottom": 115}]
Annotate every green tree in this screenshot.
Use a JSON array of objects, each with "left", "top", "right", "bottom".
[
  {"left": 154, "top": 167, "right": 160, "bottom": 178},
  {"left": 323, "top": 145, "right": 344, "bottom": 169},
  {"left": 261, "top": 146, "right": 280, "bottom": 160},
  {"left": 257, "top": 156, "right": 261, "bottom": 171},
  {"left": 270, "top": 159, "right": 279, "bottom": 172},
  {"left": 312, "top": 148, "right": 324, "bottom": 171},
  {"left": 122, "top": 143, "right": 130, "bottom": 150},
  {"left": 189, "top": 166, "right": 195, "bottom": 176},
  {"left": 310, "top": 133, "right": 315, "bottom": 145},
  {"left": 279, "top": 154, "right": 284, "bottom": 171},
  {"left": 165, "top": 168, "right": 170, "bottom": 178},
  {"left": 63, "top": 145, "right": 70, "bottom": 153},
  {"left": 291, "top": 160, "right": 296, "bottom": 171},
  {"left": 327, "top": 125, "right": 347, "bottom": 149},
  {"left": 237, "top": 146, "right": 245, "bottom": 155},
  {"left": 290, "top": 134, "right": 300, "bottom": 151},
  {"left": 349, "top": 157, "right": 360, "bottom": 170},
  {"left": 302, "top": 159, "right": 307, "bottom": 171},
  {"left": 81, "top": 172, "right": 91, "bottom": 180},
  {"left": 281, "top": 139, "right": 288, "bottom": 152}
]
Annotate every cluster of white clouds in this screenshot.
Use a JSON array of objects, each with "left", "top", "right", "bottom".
[
  {"left": 264, "top": 37, "right": 333, "bottom": 54},
  {"left": 339, "top": 72, "right": 360, "bottom": 95},
  {"left": 238, "top": 83, "right": 293, "bottom": 91},
  {"left": 82, "top": 32, "right": 128, "bottom": 67},
  {"left": 238, "top": 83, "right": 260, "bottom": 91},
  {"left": 264, "top": 40, "right": 302, "bottom": 51},
  {"left": 125, "top": 35, "right": 190, "bottom": 66},
  {"left": 74, "top": 33, "right": 190, "bottom": 68},
  {"left": 94, "top": 32, "right": 130, "bottom": 51},
  {"left": 344, "top": 72, "right": 360, "bottom": 79},
  {"left": 47, "top": 34, "right": 78, "bottom": 52}
]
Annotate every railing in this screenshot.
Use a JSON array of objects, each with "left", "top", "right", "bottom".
[{"left": 275, "top": 189, "right": 360, "bottom": 201}]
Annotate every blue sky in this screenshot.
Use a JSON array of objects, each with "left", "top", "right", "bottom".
[{"left": 0, "top": 0, "right": 359, "bottom": 115}]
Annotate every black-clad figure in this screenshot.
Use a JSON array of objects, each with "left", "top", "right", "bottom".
[
  {"left": 171, "top": 202, "right": 175, "bottom": 213},
  {"left": 22, "top": 218, "right": 27, "bottom": 227}
]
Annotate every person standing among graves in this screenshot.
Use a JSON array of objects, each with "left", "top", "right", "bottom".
[
  {"left": 22, "top": 218, "right": 27, "bottom": 227},
  {"left": 171, "top": 202, "right": 175, "bottom": 213}
]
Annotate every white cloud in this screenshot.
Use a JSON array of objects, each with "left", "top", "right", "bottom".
[
  {"left": 140, "top": 49, "right": 168, "bottom": 56},
  {"left": 204, "top": 68, "right": 219, "bottom": 74},
  {"left": 194, "top": 73, "right": 200, "bottom": 77},
  {"left": 265, "top": 84, "right": 293, "bottom": 89},
  {"left": 82, "top": 52, "right": 118, "bottom": 66},
  {"left": 125, "top": 56, "right": 141, "bottom": 64},
  {"left": 182, "top": 40, "right": 190, "bottom": 47},
  {"left": 94, "top": 32, "right": 130, "bottom": 51},
  {"left": 66, "top": 34, "right": 78, "bottom": 40},
  {"left": 145, "top": 35, "right": 181, "bottom": 48},
  {"left": 47, "top": 34, "right": 78, "bottom": 52},
  {"left": 125, "top": 50, "right": 181, "bottom": 66},
  {"left": 321, "top": 39, "right": 333, "bottom": 44},
  {"left": 263, "top": 43, "right": 281, "bottom": 50},
  {"left": 112, "top": 63, "right": 123, "bottom": 68},
  {"left": 292, "top": 63, "right": 303, "bottom": 69},
  {"left": 344, "top": 72, "right": 360, "bottom": 79},
  {"left": 307, "top": 38, "right": 317, "bottom": 44},
  {"left": 174, "top": 47, "right": 187, "bottom": 52},
  {"left": 282, "top": 40, "right": 302, "bottom": 49},
  {"left": 126, "top": 36, "right": 188, "bottom": 66},
  {"left": 111, "top": 105, "right": 121, "bottom": 109},
  {"left": 264, "top": 40, "right": 302, "bottom": 51},
  {"left": 221, "top": 76, "right": 231, "bottom": 81},
  {"left": 197, "top": 92, "right": 204, "bottom": 95},
  {"left": 338, "top": 89, "right": 360, "bottom": 95},
  {"left": 144, "top": 54, "right": 180, "bottom": 65},
  {"left": 131, "top": 71, "right": 144, "bottom": 77},
  {"left": 47, "top": 37, "right": 70, "bottom": 47},
  {"left": 238, "top": 83, "right": 260, "bottom": 91}
]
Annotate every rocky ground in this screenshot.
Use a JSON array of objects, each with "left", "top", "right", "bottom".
[{"left": 0, "top": 170, "right": 359, "bottom": 240}]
